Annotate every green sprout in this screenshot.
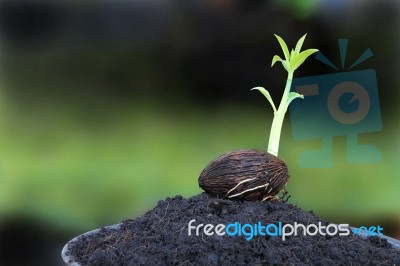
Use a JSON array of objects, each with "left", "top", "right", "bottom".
[{"left": 252, "top": 34, "right": 318, "bottom": 156}]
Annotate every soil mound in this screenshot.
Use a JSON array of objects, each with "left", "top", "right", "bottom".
[{"left": 67, "top": 193, "right": 400, "bottom": 265}]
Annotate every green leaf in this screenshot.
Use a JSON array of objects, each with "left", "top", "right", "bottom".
[
  {"left": 271, "top": 55, "right": 290, "bottom": 72},
  {"left": 290, "top": 49, "right": 296, "bottom": 59},
  {"left": 290, "top": 48, "right": 319, "bottom": 71},
  {"left": 251, "top": 87, "right": 277, "bottom": 113},
  {"left": 271, "top": 55, "right": 284, "bottom": 67},
  {"left": 282, "top": 61, "right": 290, "bottom": 72},
  {"left": 288, "top": 92, "right": 304, "bottom": 106},
  {"left": 295, "top": 33, "right": 307, "bottom": 54},
  {"left": 274, "top": 34, "right": 290, "bottom": 61}
]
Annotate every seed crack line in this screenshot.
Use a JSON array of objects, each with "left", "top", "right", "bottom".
[
  {"left": 225, "top": 178, "right": 256, "bottom": 197},
  {"left": 228, "top": 183, "right": 269, "bottom": 199}
]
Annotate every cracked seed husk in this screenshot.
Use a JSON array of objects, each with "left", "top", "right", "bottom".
[{"left": 198, "top": 150, "right": 289, "bottom": 201}]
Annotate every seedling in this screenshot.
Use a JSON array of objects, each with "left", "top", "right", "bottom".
[
  {"left": 252, "top": 33, "right": 318, "bottom": 156},
  {"left": 199, "top": 34, "right": 318, "bottom": 201}
]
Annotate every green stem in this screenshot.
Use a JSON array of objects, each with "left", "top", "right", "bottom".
[{"left": 267, "top": 71, "right": 293, "bottom": 156}]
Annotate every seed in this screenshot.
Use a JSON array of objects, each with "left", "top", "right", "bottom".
[{"left": 198, "top": 150, "right": 289, "bottom": 201}]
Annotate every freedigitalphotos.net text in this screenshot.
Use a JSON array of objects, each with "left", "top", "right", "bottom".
[{"left": 187, "top": 219, "right": 371, "bottom": 241}]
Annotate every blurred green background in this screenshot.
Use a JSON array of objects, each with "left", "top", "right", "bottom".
[{"left": 0, "top": 0, "right": 399, "bottom": 265}]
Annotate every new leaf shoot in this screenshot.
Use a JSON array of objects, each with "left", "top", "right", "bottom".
[{"left": 252, "top": 34, "right": 318, "bottom": 156}]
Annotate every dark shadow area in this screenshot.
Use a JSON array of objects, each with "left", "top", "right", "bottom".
[{"left": 0, "top": 216, "right": 78, "bottom": 266}]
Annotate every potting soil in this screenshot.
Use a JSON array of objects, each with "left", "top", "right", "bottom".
[{"left": 66, "top": 193, "right": 400, "bottom": 265}]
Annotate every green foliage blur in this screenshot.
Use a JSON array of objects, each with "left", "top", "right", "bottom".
[{"left": 0, "top": 98, "right": 399, "bottom": 231}]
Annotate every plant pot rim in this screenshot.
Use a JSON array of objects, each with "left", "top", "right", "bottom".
[
  {"left": 61, "top": 223, "right": 400, "bottom": 265},
  {"left": 62, "top": 223, "right": 122, "bottom": 266}
]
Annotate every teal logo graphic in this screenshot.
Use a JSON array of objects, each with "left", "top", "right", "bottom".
[{"left": 289, "top": 39, "right": 382, "bottom": 168}]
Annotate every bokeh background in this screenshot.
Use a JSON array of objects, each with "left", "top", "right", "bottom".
[{"left": 0, "top": 0, "right": 399, "bottom": 265}]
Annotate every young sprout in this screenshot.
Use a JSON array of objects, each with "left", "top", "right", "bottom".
[
  {"left": 252, "top": 34, "right": 318, "bottom": 156},
  {"left": 199, "top": 34, "right": 318, "bottom": 201}
]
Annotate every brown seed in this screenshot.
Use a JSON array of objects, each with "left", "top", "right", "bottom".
[{"left": 198, "top": 150, "right": 289, "bottom": 201}]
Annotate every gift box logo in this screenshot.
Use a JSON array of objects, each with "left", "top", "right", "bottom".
[{"left": 289, "top": 39, "right": 382, "bottom": 168}]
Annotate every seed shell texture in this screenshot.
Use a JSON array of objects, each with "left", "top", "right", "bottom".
[{"left": 198, "top": 150, "right": 289, "bottom": 201}]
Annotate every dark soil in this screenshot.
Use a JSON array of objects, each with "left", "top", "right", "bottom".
[{"left": 66, "top": 193, "right": 400, "bottom": 265}]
